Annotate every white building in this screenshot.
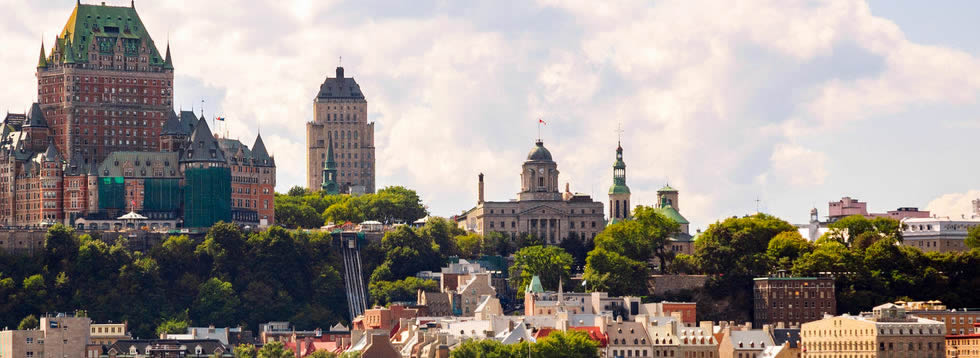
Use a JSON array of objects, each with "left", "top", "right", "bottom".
[{"left": 901, "top": 216, "right": 980, "bottom": 253}]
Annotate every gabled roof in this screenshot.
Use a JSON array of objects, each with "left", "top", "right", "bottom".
[
  {"left": 97, "top": 151, "right": 179, "bottom": 178},
  {"left": 25, "top": 103, "right": 48, "bottom": 128},
  {"left": 180, "top": 118, "right": 227, "bottom": 163}
]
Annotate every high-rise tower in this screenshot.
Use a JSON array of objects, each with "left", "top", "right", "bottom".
[
  {"left": 307, "top": 66, "right": 375, "bottom": 194},
  {"left": 608, "top": 142, "right": 631, "bottom": 222}
]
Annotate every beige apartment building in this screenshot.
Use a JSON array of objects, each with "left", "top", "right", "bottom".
[
  {"left": 89, "top": 323, "right": 129, "bottom": 346},
  {"left": 946, "top": 323, "right": 980, "bottom": 358},
  {"left": 800, "top": 303, "right": 945, "bottom": 358},
  {"left": 0, "top": 313, "right": 92, "bottom": 358},
  {"left": 306, "top": 66, "right": 375, "bottom": 194},
  {"left": 894, "top": 301, "right": 980, "bottom": 335}
]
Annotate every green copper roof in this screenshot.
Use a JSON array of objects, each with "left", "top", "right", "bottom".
[
  {"left": 658, "top": 185, "right": 677, "bottom": 193},
  {"left": 321, "top": 137, "right": 339, "bottom": 194},
  {"left": 608, "top": 183, "right": 630, "bottom": 195},
  {"left": 528, "top": 275, "right": 544, "bottom": 293},
  {"left": 51, "top": 2, "right": 165, "bottom": 66},
  {"left": 37, "top": 43, "right": 48, "bottom": 68},
  {"left": 656, "top": 205, "right": 689, "bottom": 225}
]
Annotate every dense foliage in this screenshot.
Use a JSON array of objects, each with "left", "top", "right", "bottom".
[
  {"left": 582, "top": 206, "right": 679, "bottom": 296},
  {"left": 0, "top": 223, "right": 350, "bottom": 338},
  {"left": 509, "top": 246, "right": 573, "bottom": 297},
  {"left": 450, "top": 330, "right": 598, "bottom": 358},
  {"left": 275, "top": 186, "right": 427, "bottom": 228}
]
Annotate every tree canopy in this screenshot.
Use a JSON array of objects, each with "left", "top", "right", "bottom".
[
  {"left": 275, "top": 186, "right": 428, "bottom": 229},
  {"left": 509, "top": 246, "right": 573, "bottom": 297}
]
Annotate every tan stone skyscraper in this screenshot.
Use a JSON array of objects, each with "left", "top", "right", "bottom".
[{"left": 307, "top": 66, "right": 375, "bottom": 193}]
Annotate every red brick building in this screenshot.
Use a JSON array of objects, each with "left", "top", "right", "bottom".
[
  {"left": 754, "top": 275, "right": 836, "bottom": 328},
  {"left": 0, "top": 1, "right": 275, "bottom": 229}
]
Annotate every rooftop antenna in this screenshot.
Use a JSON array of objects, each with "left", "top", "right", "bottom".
[
  {"left": 755, "top": 197, "right": 761, "bottom": 214},
  {"left": 339, "top": 56, "right": 342, "bottom": 67}
]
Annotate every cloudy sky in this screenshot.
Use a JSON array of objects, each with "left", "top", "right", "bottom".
[{"left": 2, "top": 0, "right": 979, "bottom": 229}]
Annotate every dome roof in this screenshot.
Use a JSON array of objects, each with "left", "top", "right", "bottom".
[{"left": 526, "top": 140, "right": 553, "bottom": 161}]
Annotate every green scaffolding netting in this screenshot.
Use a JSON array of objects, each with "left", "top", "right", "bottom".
[
  {"left": 143, "top": 178, "right": 181, "bottom": 212},
  {"left": 183, "top": 167, "right": 231, "bottom": 228},
  {"left": 97, "top": 176, "right": 125, "bottom": 210}
]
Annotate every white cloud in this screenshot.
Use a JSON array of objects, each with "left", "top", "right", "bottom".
[
  {"left": 926, "top": 190, "right": 980, "bottom": 218},
  {"left": 1, "top": 0, "right": 980, "bottom": 228},
  {"left": 766, "top": 143, "right": 829, "bottom": 187}
]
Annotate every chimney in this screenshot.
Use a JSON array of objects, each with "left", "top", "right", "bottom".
[
  {"left": 478, "top": 173, "right": 485, "bottom": 204},
  {"left": 336, "top": 67, "right": 344, "bottom": 79}
]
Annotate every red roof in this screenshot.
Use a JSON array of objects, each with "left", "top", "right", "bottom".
[
  {"left": 533, "top": 328, "right": 555, "bottom": 339},
  {"left": 570, "top": 327, "right": 608, "bottom": 347}
]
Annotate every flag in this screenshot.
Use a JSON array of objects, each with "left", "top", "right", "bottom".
[
  {"left": 216, "top": 117, "right": 225, "bottom": 121},
  {"left": 538, "top": 118, "right": 547, "bottom": 125}
]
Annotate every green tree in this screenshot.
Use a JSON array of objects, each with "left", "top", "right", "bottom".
[
  {"left": 418, "top": 217, "right": 464, "bottom": 259},
  {"left": 287, "top": 186, "right": 308, "bottom": 197},
  {"left": 192, "top": 278, "right": 240, "bottom": 326},
  {"left": 694, "top": 213, "right": 795, "bottom": 277},
  {"left": 450, "top": 339, "right": 516, "bottom": 358},
  {"left": 583, "top": 248, "right": 648, "bottom": 296},
  {"left": 257, "top": 342, "right": 293, "bottom": 358},
  {"left": 766, "top": 231, "right": 812, "bottom": 270},
  {"left": 17, "top": 315, "right": 39, "bottom": 330},
  {"left": 967, "top": 225, "right": 980, "bottom": 250},
  {"left": 368, "top": 277, "right": 438, "bottom": 306},
  {"left": 307, "top": 350, "right": 337, "bottom": 358},
  {"left": 455, "top": 233, "right": 483, "bottom": 259},
  {"left": 535, "top": 330, "right": 599, "bottom": 358},
  {"left": 825, "top": 215, "right": 903, "bottom": 245},
  {"left": 370, "top": 225, "right": 442, "bottom": 283},
  {"left": 44, "top": 224, "right": 79, "bottom": 274},
  {"left": 590, "top": 206, "right": 679, "bottom": 273},
  {"left": 234, "top": 344, "right": 258, "bottom": 358},
  {"left": 481, "top": 231, "right": 514, "bottom": 257},
  {"left": 155, "top": 317, "right": 189, "bottom": 336},
  {"left": 509, "top": 246, "right": 573, "bottom": 296},
  {"left": 323, "top": 198, "right": 366, "bottom": 224},
  {"left": 668, "top": 253, "right": 699, "bottom": 274}
]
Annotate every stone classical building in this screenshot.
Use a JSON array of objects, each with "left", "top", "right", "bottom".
[
  {"left": 753, "top": 274, "right": 836, "bottom": 328},
  {"left": 306, "top": 66, "right": 375, "bottom": 194},
  {"left": 457, "top": 140, "right": 605, "bottom": 244},
  {"left": 800, "top": 303, "right": 945, "bottom": 357}
]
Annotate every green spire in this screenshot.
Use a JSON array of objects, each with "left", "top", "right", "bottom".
[
  {"left": 321, "top": 137, "right": 339, "bottom": 194},
  {"left": 163, "top": 42, "right": 174, "bottom": 70},
  {"left": 63, "top": 33, "right": 76, "bottom": 64},
  {"left": 37, "top": 42, "right": 47, "bottom": 68}
]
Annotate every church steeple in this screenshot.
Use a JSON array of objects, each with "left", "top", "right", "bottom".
[
  {"left": 163, "top": 41, "right": 174, "bottom": 70},
  {"left": 608, "top": 141, "right": 631, "bottom": 222},
  {"left": 321, "top": 137, "right": 339, "bottom": 194}
]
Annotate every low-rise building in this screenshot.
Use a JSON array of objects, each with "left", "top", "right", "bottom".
[
  {"left": 947, "top": 323, "right": 980, "bottom": 358},
  {"left": 895, "top": 301, "right": 980, "bottom": 335},
  {"left": 105, "top": 339, "right": 232, "bottom": 358},
  {"left": 754, "top": 274, "right": 835, "bottom": 328},
  {"left": 800, "top": 303, "right": 945, "bottom": 357},
  {"left": 0, "top": 313, "right": 92, "bottom": 358},
  {"left": 718, "top": 325, "right": 775, "bottom": 358},
  {"left": 90, "top": 323, "right": 130, "bottom": 346}
]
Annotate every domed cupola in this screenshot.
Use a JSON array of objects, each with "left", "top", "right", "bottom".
[{"left": 526, "top": 140, "right": 554, "bottom": 162}]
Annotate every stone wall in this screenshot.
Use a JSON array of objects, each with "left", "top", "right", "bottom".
[
  {"left": 0, "top": 230, "right": 180, "bottom": 256},
  {"left": 648, "top": 274, "right": 708, "bottom": 296}
]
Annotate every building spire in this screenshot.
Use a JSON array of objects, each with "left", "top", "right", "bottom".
[
  {"left": 321, "top": 137, "right": 339, "bottom": 194},
  {"left": 37, "top": 40, "right": 48, "bottom": 68},
  {"left": 163, "top": 41, "right": 174, "bottom": 70}
]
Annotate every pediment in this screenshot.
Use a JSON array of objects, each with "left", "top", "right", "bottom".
[{"left": 518, "top": 204, "right": 564, "bottom": 216}]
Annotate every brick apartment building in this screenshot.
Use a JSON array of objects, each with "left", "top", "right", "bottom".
[{"left": 754, "top": 274, "right": 836, "bottom": 328}]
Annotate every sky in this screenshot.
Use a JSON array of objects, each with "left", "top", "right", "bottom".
[{"left": 2, "top": 0, "right": 979, "bottom": 230}]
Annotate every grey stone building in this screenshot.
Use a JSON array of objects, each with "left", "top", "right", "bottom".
[{"left": 457, "top": 140, "right": 605, "bottom": 244}]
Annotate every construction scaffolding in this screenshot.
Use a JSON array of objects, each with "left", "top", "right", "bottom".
[{"left": 182, "top": 167, "right": 231, "bottom": 228}]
